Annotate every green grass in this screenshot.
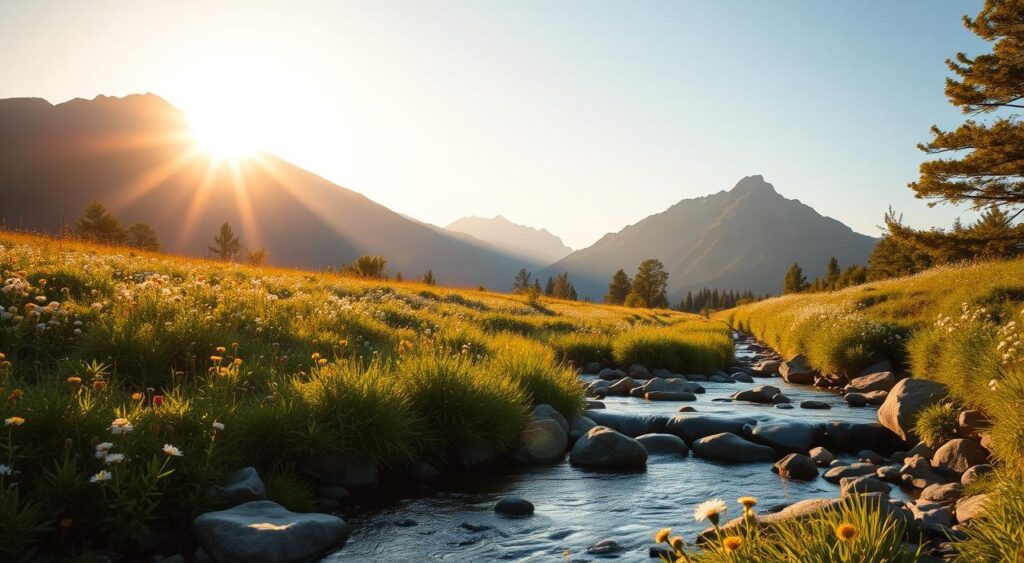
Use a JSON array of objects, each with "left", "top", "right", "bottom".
[
  {"left": 612, "top": 323, "right": 734, "bottom": 374},
  {"left": 913, "top": 402, "right": 959, "bottom": 448}
]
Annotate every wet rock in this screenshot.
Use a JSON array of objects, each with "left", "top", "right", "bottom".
[
  {"left": 800, "top": 400, "right": 831, "bottom": 410},
  {"left": 193, "top": 501, "right": 349, "bottom": 563},
  {"left": 877, "top": 379, "right": 948, "bottom": 442},
  {"left": 931, "top": 438, "right": 988, "bottom": 475},
  {"left": 585, "top": 380, "right": 610, "bottom": 397},
  {"left": 460, "top": 522, "right": 491, "bottom": 532},
  {"left": 808, "top": 446, "right": 835, "bottom": 467},
  {"left": 910, "top": 501, "right": 952, "bottom": 529},
  {"left": 876, "top": 465, "right": 901, "bottom": 483},
  {"left": 955, "top": 494, "right": 988, "bottom": 523},
  {"left": 749, "top": 421, "right": 817, "bottom": 453},
  {"left": 844, "top": 393, "right": 868, "bottom": 407},
  {"left": 629, "top": 364, "right": 652, "bottom": 379},
  {"left": 920, "top": 483, "right": 963, "bottom": 505},
  {"left": 515, "top": 418, "right": 568, "bottom": 464},
  {"left": 533, "top": 404, "right": 569, "bottom": 434},
  {"left": 712, "top": 398, "right": 733, "bottom": 402},
  {"left": 844, "top": 371, "right": 897, "bottom": 394},
  {"left": 645, "top": 391, "right": 697, "bottom": 401},
  {"left": 773, "top": 453, "right": 818, "bottom": 480},
  {"left": 665, "top": 414, "right": 757, "bottom": 443},
  {"left": 961, "top": 464, "right": 993, "bottom": 486},
  {"left": 779, "top": 354, "right": 816, "bottom": 384},
  {"left": 584, "top": 362, "right": 602, "bottom": 374},
  {"left": 775, "top": 404, "right": 794, "bottom": 410},
  {"left": 587, "top": 539, "right": 624, "bottom": 555},
  {"left": 752, "top": 359, "right": 781, "bottom": 376},
  {"left": 840, "top": 475, "right": 892, "bottom": 496},
  {"left": 607, "top": 377, "right": 639, "bottom": 396},
  {"left": 731, "top": 385, "right": 781, "bottom": 403},
  {"left": 631, "top": 377, "right": 702, "bottom": 397},
  {"left": 677, "top": 406, "right": 697, "bottom": 413},
  {"left": 731, "top": 372, "right": 754, "bottom": 383},
  {"left": 771, "top": 394, "right": 792, "bottom": 404},
  {"left": 823, "top": 463, "right": 879, "bottom": 484},
  {"left": 864, "top": 390, "right": 889, "bottom": 405},
  {"left": 683, "top": 373, "right": 709, "bottom": 382},
  {"left": 208, "top": 467, "right": 267, "bottom": 507},
  {"left": 584, "top": 410, "right": 669, "bottom": 437},
  {"left": 900, "top": 455, "right": 946, "bottom": 489},
  {"left": 636, "top": 433, "right": 689, "bottom": 456},
  {"left": 598, "top": 368, "right": 626, "bottom": 381},
  {"left": 821, "top": 421, "right": 894, "bottom": 453},
  {"left": 568, "top": 415, "right": 597, "bottom": 442},
  {"left": 692, "top": 432, "right": 776, "bottom": 463},
  {"left": 652, "top": 368, "right": 674, "bottom": 378},
  {"left": 858, "top": 450, "right": 889, "bottom": 465},
  {"left": 584, "top": 400, "right": 605, "bottom": 410},
  {"left": 494, "top": 497, "right": 534, "bottom": 516},
  {"left": 570, "top": 426, "right": 647, "bottom": 469},
  {"left": 957, "top": 409, "right": 990, "bottom": 438}
]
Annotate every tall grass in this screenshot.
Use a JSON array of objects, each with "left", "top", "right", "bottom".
[
  {"left": 488, "top": 334, "right": 584, "bottom": 416},
  {"left": 612, "top": 323, "right": 733, "bottom": 374}
]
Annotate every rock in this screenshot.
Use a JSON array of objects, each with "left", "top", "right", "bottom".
[
  {"left": 585, "top": 379, "right": 610, "bottom": 397},
  {"left": 568, "top": 415, "right": 597, "bottom": 442},
  {"left": 844, "top": 393, "right": 868, "bottom": 407},
  {"left": 731, "top": 385, "right": 782, "bottom": 403},
  {"left": 900, "top": 455, "right": 946, "bottom": 489},
  {"left": 845, "top": 371, "right": 897, "bottom": 394},
  {"left": 584, "top": 362, "right": 602, "bottom": 374},
  {"left": 910, "top": 501, "right": 953, "bottom": 529},
  {"left": 855, "top": 360, "right": 895, "bottom": 377},
  {"left": 209, "top": 467, "right": 267, "bottom": 506},
  {"left": 691, "top": 432, "right": 777, "bottom": 463},
  {"left": 932, "top": 438, "right": 988, "bottom": 475},
  {"left": 815, "top": 373, "right": 847, "bottom": 389},
  {"left": 779, "top": 354, "right": 817, "bottom": 384},
  {"left": 598, "top": 368, "right": 626, "bottom": 381},
  {"left": 821, "top": 421, "right": 894, "bottom": 453},
  {"left": 864, "top": 390, "right": 889, "bottom": 405},
  {"left": 773, "top": 453, "right": 818, "bottom": 480},
  {"left": 708, "top": 493, "right": 902, "bottom": 539},
  {"left": 772, "top": 394, "right": 792, "bottom": 404},
  {"left": 629, "top": 364, "right": 652, "bottom": 379},
  {"left": 645, "top": 391, "right": 697, "bottom": 401},
  {"left": 192, "top": 501, "right": 349, "bottom": 563},
  {"left": 677, "top": 406, "right": 697, "bottom": 413},
  {"left": 709, "top": 374, "right": 732, "bottom": 383},
  {"left": 587, "top": 539, "right": 624, "bottom": 555},
  {"left": 584, "top": 410, "right": 669, "bottom": 437},
  {"left": 876, "top": 465, "right": 901, "bottom": 483},
  {"left": 809, "top": 447, "right": 835, "bottom": 467},
  {"left": 584, "top": 400, "right": 605, "bottom": 410},
  {"left": 533, "top": 404, "right": 569, "bottom": 434},
  {"left": 877, "top": 378, "right": 949, "bottom": 442},
  {"left": 752, "top": 359, "right": 782, "bottom": 376},
  {"left": 749, "top": 421, "right": 817, "bottom": 453},
  {"left": 920, "top": 482, "right": 963, "bottom": 504},
  {"left": 823, "top": 463, "right": 880, "bottom": 484},
  {"left": 665, "top": 414, "right": 757, "bottom": 443},
  {"left": 515, "top": 418, "right": 568, "bottom": 464},
  {"left": 636, "top": 433, "right": 689, "bottom": 456},
  {"left": 570, "top": 426, "right": 647, "bottom": 469},
  {"left": 907, "top": 441, "right": 936, "bottom": 460},
  {"left": 961, "top": 464, "right": 993, "bottom": 486},
  {"left": 955, "top": 494, "right": 988, "bottom": 523},
  {"left": 775, "top": 404, "right": 794, "bottom": 410},
  {"left": 317, "top": 486, "right": 350, "bottom": 502},
  {"left": 957, "top": 409, "right": 990, "bottom": 438},
  {"left": 631, "top": 377, "right": 702, "bottom": 397},
  {"left": 652, "top": 368, "right": 674, "bottom": 378},
  {"left": 800, "top": 400, "right": 831, "bottom": 410},
  {"left": 980, "top": 432, "right": 996, "bottom": 453},
  {"left": 858, "top": 450, "right": 889, "bottom": 465},
  {"left": 683, "top": 373, "right": 709, "bottom": 382},
  {"left": 607, "top": 377, "right": 639, "bottom": 396},
  {"left": 732, "top": 372, "right": 755, "bottom": 383},
  {"left": 840, "top": 475, "right": 892, "bottom": 496},
  {"left": 494, "top": 497, "right": 534, "bottom": 516},
  {"left": 460, "top": 521, "right": 491, "bottom": 532}
]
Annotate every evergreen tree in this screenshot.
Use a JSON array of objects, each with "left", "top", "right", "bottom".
[
  {"left": 544, "top": 277, "right": 555, "bottom": 296},
  {"left": 75, "top": 201, "right": 126, "bottom": 245},
  {"left": 208, "top": 222, "right": 242, "bottom": 261},
  {"left": 394, "top": 272, "right": 404, "bottom": 282},
  {"left": 632, "top": 259, "right": 669, "bottom": 308},
  {"left": 825, "top": 257, "right": 841, "bottom": 288},
  {"left": 421, "top": 269, "right": 436, "bottom": 285},
  {"left": 343, "top": 255, "right": 387, "bottom": 278},
  {"left": 532, "top": 278, "right": 543, "bottom": 295},
  {"left": 125, "top": 222, "right": 160, "bottom": 251},
  {"left": 512, "top": 268, "right": 532, "bottom": 294},
  {"left": 568, "top": 283, "right": 578, "bottom": 301},
  {"left": 604, "top": 269, "right": 632, "bottom": 305},
  {"left": 552, "top": 272, "right": 572, "bottom": 299},
  {"left": 783, "top": 262, "right": 808, "bottom": 294},
  {"left": 683, "top": 291, "right": 694, "bottom": 312}
]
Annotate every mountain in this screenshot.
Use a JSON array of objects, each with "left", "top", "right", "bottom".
[
  {"left": 0, "top": 93, "right": 536, "bottom": 289},
  {"left": 445, "top": 215, "right": 572, "bottom": 265},
  {"left": 541, "top": 175, "right": 878, "bottom": 302}
]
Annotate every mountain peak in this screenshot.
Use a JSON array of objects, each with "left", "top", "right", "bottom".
[
  {"left": 730, "top": 175, "right": 777, "bottom": 196},
  {"left": 446, "top": 215, "right": 572, "bottom": 265}
]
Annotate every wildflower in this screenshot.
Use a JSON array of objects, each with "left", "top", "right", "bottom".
[
  {"left": 162, "top": 444, "right": 183, "bottom": 457},
  {"left": 738, "top": 496, "right": 757, "bottom": 509},
  {"left": 96, "top": 442, "right": 114, "bottom": 452},
  {"left": 212, "top": 421, "right": 225, "bottom": 431},
  {"left": 131, "top": 392, "right": 143, "bottom": 401},
  {"left": 836, "top": 523, "right": 858, "bottom": 542},
  {"left": 0, "top": 464, "right": 11, "bottom": 476},
  {"left": 103, "top": 453, "right": 125, "bottom": 464},
  {"left": 210, "top": 355, "right": 222, "bottom": 362},
  {"left": 92, "top": 380, "right": 107, "bottom": 391},
  {"left": 152, "top": 395, "right": 164, "bottom": 407},
  {"left": 216, "top": 346, "right": 226, "bottom": 354},
  {"left": 4, "top": 416, "right": 25, "bottom": 426},
  {"left": 67, "top": 376, "right": 82, "bottom": 385},
  {"left": 694, "top": 499, "right": 727, "bottom": 526},
  {"left": 89, "top": 470, "right": 112, "bottom": 484},
  {"left": 670, "top": 536, "right": 684, "bottom": 551},
  {"left": 7, "top": 388, "right": 23, "bottom": 402},
  {"left": 655, "top": 528, "right": 671, "bottom": 543},
  {"left": 110, "top": 418, "right": 134, "bottom": 434},
  {"left": 722, "top": 535, "right": 742, "bottom": 553},
  {"left": 317, "top": 358, "right": 328, "bottom": 366},
  {"left": 233, "top": 358, "right": 242, "bottom": 366}
]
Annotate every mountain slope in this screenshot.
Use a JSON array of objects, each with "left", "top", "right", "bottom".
[
  {"left": 445, "top": 215, "right": 572, "bottom": 265},
  {"left": 0, "top": 93, "right": 535, "bottom": 289},
  {"left": 542, "top": 176, "right": 878, "bottom": 301}
]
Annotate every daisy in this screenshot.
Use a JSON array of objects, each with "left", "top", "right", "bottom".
[
  {"left": 0, "top": 464, "right": 11, "bottom": 476},
  {"left": 694, "top": 498, "right": 728, "bottom": 526},
  {"left": 162, "top": 444, "right": 183, "bottom": 457},
  {"left": 110, "top": 418, "right": 134, "bottom": 434},
  {"left": 89, "top": 470, "right": 112, "bottom": 483},
  {"left": 212, "top": 421, "right": 225, "bottom": 431},
  {"left": 103, "top": 453, "right": 125, "bottom": 464}
]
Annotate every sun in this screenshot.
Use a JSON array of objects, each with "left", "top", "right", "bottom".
[{"left": 187, "top": 100, "right": 262, "bottom": 161}]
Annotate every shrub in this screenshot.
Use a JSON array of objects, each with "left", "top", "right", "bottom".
[
  {"left": 264, "top": 469, "right": 316, "bottom": 513},
  {"left": 487, "top": 335, "right": 583, "bottom": 416},
  {"left": 612, "top": 325, "right": 733, "bottom": 373},
  {"left": 955, "top": 473, "right": 1024, "bottom": 562},
  {"left": 546, "top": 332, "right": 614, "bottom": 367},
  {"left": 914, "top": 403, "right": 958, "bottom": 448}
]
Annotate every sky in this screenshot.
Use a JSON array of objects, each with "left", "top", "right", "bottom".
[{"left": 0, "top": 0, "right": 989, "bottom": 249}]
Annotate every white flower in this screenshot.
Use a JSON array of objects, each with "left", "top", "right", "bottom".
[
  {"left": 0, "top": 464, "right": 11, "bottom": 476},
  {"left": 96, "top": 442, "right": 114, "bottom": 451},
  {"left": 109, "top": 418, "right": 134, "bottom": 434},
  {"left": 212, "top": 421, "right": 225, "bottom": 431},
  {"left": 694, "top": 498, "right": 728, "bottom": 523},
  {"left": 103, "top": 453, "right": 125, "bottom": 464},
  {"left": 89, "top": 470, "right": 112, "bottom": 483},
  {"left": 162, "top": 444, "right": 183, "bottom": 457}
]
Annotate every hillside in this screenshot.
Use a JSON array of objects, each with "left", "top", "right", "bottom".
[
  {"left": 445, "top": 215, "right": 572, "bottom": 265},
  {"left": 542, "top": 176, "right": 877, "bottom": 301},
  {"left": 0, "top": 94, "right": 532, "bottom": 290}
]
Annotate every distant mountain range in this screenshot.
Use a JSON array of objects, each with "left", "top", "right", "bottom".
[
  {"left": 540, "top": 176, "right": 878, "bottom": 302},
  {"left": 0, "top": 94, "right": 539, "bottom": 290},
  {"left": 445, "top": 215, "right": 572, "bottom": 265}
]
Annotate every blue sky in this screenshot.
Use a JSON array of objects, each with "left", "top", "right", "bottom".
[{"left": 0, "top": 0, "right": 988, "bottom": 248}]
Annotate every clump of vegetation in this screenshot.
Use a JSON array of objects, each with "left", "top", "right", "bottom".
[
  {"left": 914, "top": 403, "right": 959, "bottom": 448},
  {"left": 612, "top": 322, "right": 733, "bottom": 374}
]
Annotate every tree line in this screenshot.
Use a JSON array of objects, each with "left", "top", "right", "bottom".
[{"left": 782, "top": 256, "right": 869, "bottom": 295}]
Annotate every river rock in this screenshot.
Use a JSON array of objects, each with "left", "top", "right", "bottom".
[
  {"left": 876, "top": 465, "right": 901, "bottom": 483},
  {"left": 208, "top": 467, "right": 267, "bottom": 507},
  {"left": 584, "top": 362, "right": 602, "bottom": 374},
  {"left": 840, "top": 475, "right": 892, "bottom": 496},
  {"left": 845, "top": 371, "right": 897, "bottom": 394},
  {"left": 570, "top": 426, "right": 647, "bottom": 469},
  {"left": 533, "top": 404, "right": 569, "bottom": 434},
  {"left": 773, "top": 453, "right": 818, "bottom": 480},
  {"left": 961, "top": 464, "right": 993, "bottom": 486},
  {"left": 864, "top": 390, "right": 889, "bottom": 405},
  {"left": 955, "top": 494, "right": 988, "bottom": 523},
  {"left": 920, "top": 482, "right": 963, "bottom": 504},
  {"left": 752, "top": 359, "right": 781, "bottom": 376},
  {"left": 779, "top": 354, "right": 816, "bottom": 384},
  {"left": 809, "top": 446, "right": 835, "bottom": 466},
  {"left": 607, "top": 377, "right": 639, "bottom": 396},
  {"left": 652, "top": 368, "right": 673, "bottom": 378},
  {"left": 910, "top": 501, "right": 953, "bottom": 528},
  {"left": 692, "top": 432, "right": 777, "bottom": 463},
  {"left": 957, "top": 409, "right": 990, "bottom": 438},
  {"left": 665, "top": 414, "right": 757, "bottom": 443},
  {"left": 932, "top": 438, "right": 988, "bottom": 475},
  {"left": 775, "top": 404, "right": 794, "bottom": 410},
  {"left": 645, "top": 391, "right": 697, "bottom": 401},
  {"left": 844, "top": 393, "right": 868, "bottom": 407},
  {"left": 568, "top": 415, "right": 597, "bottom": 441},
  {"left": 749, "top": 421, "right": 817, "bottom": 453},
  {"left": 731, "top": 372, "right": 754, "bottom": 383},
  {"left": 629, "top": 364, "right": 652, "bottom": 379},
  {"left": 708, "top": 493, "right": 901, "bottom": 539},
  {"left": 636, "top": 433, "right": 689, "bottom": 456},
  {"left": 193, "top": 501, "right": 349, "bottom": 563},
  {"left": 772, "top": 394, "right": 792, "bottom": 404},
  {"left": 494, "top": 497, "right": 534, "bottom": 516},
  {"left": 631, "top": 377, "right": 697, "bottom": 397},
  {"left": 515, "top": 418, "right": 568, "bottom": 464},
  {"left": 821, "top": 421, "right": 894, "bottom": 453},
  {"left": 585, "top": 380, "right": 610, "bottom": 397},
  {"left": 683, "top": 373, "right": 709, "bottom": 382},
  {"left": 800, "top": 400, "right": 831, "bottom": 410},
  {"left": 858, "top": 450, "right": 889, "bottom": 465},
  {"left": 877, "top": 378, "right": 948, "bottom": 442},
  {"left": 598, "top": 368, "right": 627, "bottom": 381},
  {"left": 584, "top": 400, "right": 605, "bottom": 410},
  {"left": 823, "top": 463, "right": 879, "bottom": 483},
  {"left": 587, "top": 539, "right": 624, "bottom": 555},
  {"left": 584, "top": 410, "right": 669, "bottom": 437},
  {"left": 731, "top": 385, "right": 781, "bottom": 404},
  {"left": 900, "top": 454, "right": 946, "bottom": 489},
  {"left": 677, "top": 406, "right": 697, "bottom": 413}
]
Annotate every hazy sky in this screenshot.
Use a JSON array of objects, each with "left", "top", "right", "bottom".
[{"left": 0, "top": 0, "right": 988, "bottom": 249}]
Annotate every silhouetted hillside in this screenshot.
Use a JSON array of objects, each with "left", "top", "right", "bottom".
[{"left": 446, "top": 215, "right": 572, "bottom": 265}]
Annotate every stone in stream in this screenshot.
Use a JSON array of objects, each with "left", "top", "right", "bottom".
[
  {"left": 779, "top": 354, "right": 817, "bottom": 384},
  {"left": 748, "top": 421, "right": 817, "bottom": 453},
  {"left": 844, "top": 371, "right": 897, "bottom": 394},
  {"left": 597, "top": 368, "right": 627, "bottom": 381},
  {"left": 752, "top": 359, "right": 781, "bottom": 376},
  {"left": 645, "top": 391, "right": 697, "bottom": 401},
  {"left": 808, "top": 446, "right": 835, "bottom": 466},
  {"left": 820, "top": 421, "right": 893, "bottom": 453},
  {"left": 840, "top": 475, "right": 892, "bottom": 496},
  {"left": 584, "top": 410, "right": 670, "bottom": 437},
  {"left": 773, "top": 453, "right": 818, "bottom": 480},
  {"left": 877, "top": 378, "right": 949, "bottom": 442},
  {"left": 532, "top": 404, "right": 569, "bottom": 434},
  {"left": 899, "top": 455, "right": 946, "bottom": 489},
  {"left": 607, "top": 377, "right": 639, "bottom": 396},
  {"left": 822, "top": 462, "right": 880, "bottom": 484},
  {"left": 585, "top": 379, "right": 610, "bottom": 397},
  {"left": 677, "top": 406, "right": 697, "bottom": 413},
  {"left": 931, "top": 438, "right": 988, "bottom": 475},
  {"left": 857, "top": 450, "right": 889, "bottom": 465},
  {"left": 771, "top": 394, "right": 792, "bottom": 404},
  {"left": 494, "top": 497, "right": 535, "bottom": 516},
  {"left": 664, "top": 414, "right": 757, "bottom": 443},
  {"left": 775, "top": 404, "right": 794, "bottom": 410},
  {"left": 570, "top": 426, "right": 648, "bottom": 469},
  {"left": 629, "top": 364, "right": 652, "bottom": 379},
  {"left": 919, "top": 482, "right": 963, "bottom": 504},
  {"left": 514, "top": 418, "right": 568, "bottom": 464},
  {"left": 584, "top": 399, "right": 605, "bottom": 410},
  {"left": 800, "top": 400, "right": 831, "bottom": 410},
  {"left": 844, "top": 393, "right": 868, "bottom": 407},
  {"left": 863, "top": 390, "right": 889, "bottom": 405},
  {"left": 683, "top": 373, "right": 709, "bottom": 382},
  {"left": 730, "top": 385, "right": 781, "bottom": 404},
  {"left": 731, "top": 372, "right": 755, "bottom": 383},
  {"left": 876, "top": 465, "right": 901, "bottom": 483},
  {"left": 636, "top": 433, "right": 689, "bottom": 456},
  {"left": 691, "top": 432, "right": 777, "bottom": 463},
  {"left": 193, "top": 501, "right": 349, "bottom": 563},
  {"left": 587, "top": 539, "right": 624, "bottom": 555},
  {"left": 568, "top": 415, "right": 597, "bottom": 442},
  {"left": 709, "top": 374, "right": 733, "bottom": 383},
  {"left": 584, "top": 362, "right": 602, "bottom": 374}
]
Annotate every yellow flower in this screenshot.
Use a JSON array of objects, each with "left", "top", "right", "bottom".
[
  {"left": 836, "top": 523, "right": 858, "bottom": 542},
  {"left": 670, "top": 536, "right": 684, "bottom": 551},
  {"left": 67, "top": 376, "right": 82, "bottom": 385},
  {"left": 209, "top": 355, "right": 222, "bottom": 362},
  {"left": 8, "top": 388, "right": 24, "bottom": 401},
  {"left": 0, "top": 352, "right": 5, "bottom": 360},
  {"left": 655, "top": 528, "right": 671, "bottom": 543},
  {"left": 131, "top": 392, "right": 143, "bottom": 401},
  {"left": 5, "top": 416, "right": 25, "bottom": 426},
  {"left": 216, "top": 346, "right": 226, "bottom": 354},
  {"left": 738, "top": 496, "right": 757, "bottom": 509},
  {"left": 92, "top": 380, "right": 107, "bottom": 391},
  {"left": 722, "top": 535, "right": 742, "bottom": 553},
  {"left": 311, "top": 352, "right": 321, "bottom": 361},
  {"left": 317, "top": 358, "right": 328, "bottom": 366},
  {"left": 233, "top": 358, "right": 243, "bottom": 366}
]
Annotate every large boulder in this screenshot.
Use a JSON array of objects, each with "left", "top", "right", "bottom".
[
  {"left": 955, "top": 494, "right": 989, "bottom": 523},
  {"left": 532, "top": 404, "right": 569, "bottom": 434},
  {"left": 193, "top": 501, "right": 349, "bottom": 563},
  {"left": 570, "top": 426, "right": 648, "bottom": 469},
  {"left": 877, "top": 379, "right": 948, "bottom": 442},
  {"left": 844, "top": 371, "right": 897, "bottom": 394},
  {"left": 773, "top": 453, "right": 818, "bottom": 480},
  {"left": 821, "top": 421, "right": 894, "bottom": 453},
  {"left": 840, "top": 475, "right": 892, "bottom": 496},
  {"left": 920, "top": 482, "right": 963, "bottom": 505},
  {"left": 636, "top": 433, "right": 689, "bottom": 456},
  {"left": 779, "top": 354, "right": 816, "bottom": 385},
  {"left": 607, "top": 377, "right": 639, "bottom": 396},
  {"left": 515, "top": 418, "right": 568, "bottom": 464},
  {"left": 598, "top": 368, "right": 627, "bottom": 381},
  {"left": 691, "top": 432, "right": 777, "bottom": 463},
  {"left": 823, "top": 463, "right": 880, "bottom": 484},
  {"left": 749, "top": 421, "right": 817, "bottom": 453},
  {"left": 208, "top": 467, "right": 267, "bottom": 507},
  {"left": 665, "top": 414, "right": 757, "bottom": 443},
  {"left": 568, "top": 415, "right": 597, "bottom": 442},
  {"left": 931, "top": 438, "right": 988, "bottom": 475},
  {"left": 584, "top": 410, "right": 669, "bottom": 437},
  {"left": 730, "top": 385, "right": 782, "bottom": 404}
]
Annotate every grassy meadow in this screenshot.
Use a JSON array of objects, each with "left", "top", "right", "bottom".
[
  {"left": 716, "top": 258, "right": 1024, "bottom": 559},
  {"left": 0, "top": 231, "right": 733, "bottom": 558}
]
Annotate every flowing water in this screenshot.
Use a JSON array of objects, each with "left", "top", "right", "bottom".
[{"left": 324, "top": 335, "right": 901, "bottom": 561}]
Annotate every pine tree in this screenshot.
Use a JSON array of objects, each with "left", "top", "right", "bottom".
[
  {"left": 208, "top": 222, "right": 242, "bottom": 261},
  {"left": 532, "top": 279, "right": 542, "bottom": 295},
  {"left": 604, "top": 269, "right": 632, "bottom": 305},
  {"left": 544, "top": 277, "right": 555, "bottom": 296},
  {"left": 632, "top": 259, "right": 669, "bottom": 308},
  {"left": 513, "top": 268, "right": 532, "bottom": 294},
  {"left": 125, "top": 222, "right": 160, "bottom": 251},
  {"left": 825, "top": 257, "right": 840, "bottom": 288},
  {"left": 683, "top": 291, "right": 694, "bottom": 312},
  {"left": 421, "top": 269, "right": 436, "bottom": 285},
  {"left": 75, "top": 202, "right": 126, "bottom": 245},
  {"left": 783, "top": 262, "right": 808, "bottom": 294},
  {"left": 552, "top": 272, "right": 572, "bottom": 299}
]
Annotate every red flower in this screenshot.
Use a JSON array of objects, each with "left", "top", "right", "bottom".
[{"left": 152, "top": 395, "right": 164, "bottom": 407}]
